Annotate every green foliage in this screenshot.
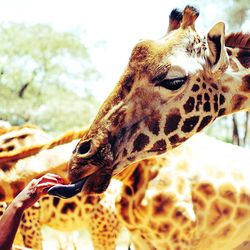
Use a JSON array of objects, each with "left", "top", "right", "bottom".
[
  {"left": 0, "top": 23, "right": 100, "bottom": 134},
  {"left": 225, "top": 0, "right": 249, "bottom": 31}
]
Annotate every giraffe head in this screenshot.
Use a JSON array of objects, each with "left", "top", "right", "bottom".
[{"left": 68, "top": 6, "right": 249, "bottom": 194}]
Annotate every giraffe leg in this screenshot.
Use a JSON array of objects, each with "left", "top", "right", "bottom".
[
  {"left": 19, "top": 204, "right": 43, "bottom": 250},
  {"left": 13, "top": 228, "right": 25, "bottom": 247},
  {"left": 87, "top": 204, "right": 121, "bottom": 250}
]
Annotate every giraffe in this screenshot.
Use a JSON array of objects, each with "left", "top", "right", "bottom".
[
  {"left": 0, "top": 124, "right": 88, "bottom": 166},
  {"left": 1, "top": 133, "right": 250, "bottom": 250},
  {"left": 0, "top": 139, "right": 124, "bottom": 250},
  {"left": 115, "top": 134, "right": 250, "bottom": 250},
  {"left": 0, "top": 124, "right": 51, "bottom": 173},
  {"left": 64, "top": 5, "right": 250, "bottom": 196},
  {"left": 0, "top": 124, "right": 50, "bottom": 155}
]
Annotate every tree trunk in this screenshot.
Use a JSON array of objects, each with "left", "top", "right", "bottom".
[{"left": 232, "top": 114, "right": 240, "bottom": 146}]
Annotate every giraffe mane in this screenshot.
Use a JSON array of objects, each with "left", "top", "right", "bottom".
[
  {"left": 0, "top": 128, "right": 88, "bottom": 165},
  {"left": 225, "top": 32, "right": 250, "bottom": 50}
]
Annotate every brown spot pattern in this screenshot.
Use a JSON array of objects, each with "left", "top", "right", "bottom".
[
  {"left": 191, "top": 84, "right": 200, "bottom": 92},
  {"left": 219, "top": 94, "right": 225, "bottom": 105},
  {"left": 169, "top": 134, "right": 186, "bottom": 145},
  {"left": 61, "top": 202, "right": 77, "bottom": 214},
  {"left": 240, "top": 192, "right": 250, "bottom": 205},
  {"left": 0, "top": 186, "right": 6, "bottom": 200},
  {"left": 53, "top": 197, "right": 60, "bottom": 207},
  {"left": 197, "top": 116, "right": 213, "bottom": 132},
  {"left": 192, "top": 193, "right": 205, "bottom": 210},
  {"left": 131, "top": 167, "right": 142, "bottom": 193},
  {"left": 196, "top": 94, "right": 202, "bottom": 111},
  {"left": 211, "top": 83, "right": 218, "bottom": 90},
  {"left": 213, "top": 94, "right": 219, "bottom": 112},
  {"left": 183, "top": 97, "right": 195, "bottom": 113},
  {"left": 208, "top": 200, "right": 233, "bottom": 228},
  {"left": 216, "top": 224, "right": 235, "bottom": 238},
  {"left": 147, "top": 118, "right": 160, "bottom": 136},
  {"left": 231, "top": 94, "right": 247, "bottom": 111},
  {"left": 235, "top": 207, "right": 249, "bottom": 222},
  {"left": 85, "top": 195, "right": 101, "bottom": 205},
  {"left": 203, "top": 102, "right": 211, "bottom": 112},
  {"left": 222, "top": 86, "right": 229, "bottom": 93},
  {"left": 125, "top": 186, "right": 132, "bottom": 196},
  {"left": 132, "top": 133, "right": 150, "bottom": 152},
  {"left": 153, "top": 194, "right": 175, "bottom": 216},
  {"left": 218, "top": 108, "right": 226, "bottom": 116},
  {"left": 164, "top": 110, "right": 181, "bottom": 135},
  {"left": 158, "top": 223, "right": 172, "bottom": 234},
  {"left": 148, "top": 139, "right": 166, "bottom": 152},
  {"left": 172, "top": 209, "right": 188, "bottom": 224},
  {"left": 197, "top": 183, "right": 215, "bottom": 198},
  {"left": 204, "top": 93, "right": 210, "bottom": 101},
  {"left": 119, "top": 197, "right": 131, "bottom": 224},
  {"left": 181, "top": 116, "right": 199, "bottom": 133},
  {"left": 219, "top": 185, "right": 237, "bottom": 203},
  {"left": 240, "top": 74, "right": 250, "bottom": 92}
]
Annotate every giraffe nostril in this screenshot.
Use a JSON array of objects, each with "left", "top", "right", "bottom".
[{"left": 77, "top": 140, "right": 92, "bottom": 155}]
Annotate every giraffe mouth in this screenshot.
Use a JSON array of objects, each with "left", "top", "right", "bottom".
[{"left": 48, "top": 166, "right": 113, "bottom": 198}]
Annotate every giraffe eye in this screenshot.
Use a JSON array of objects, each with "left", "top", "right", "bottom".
[{"left": 155, "top": 76, "right": 188, "bottom": 91}]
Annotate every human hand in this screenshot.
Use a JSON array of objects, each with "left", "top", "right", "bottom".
[{"left": 13, "top": 173, "right": 64, "bottom": 211}]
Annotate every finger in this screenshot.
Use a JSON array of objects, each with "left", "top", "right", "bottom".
[
  {"left": 37, "top": 176, "right": 63, "bottom": 185},
  {"left": 40, "top": 174, "right": 65, "bottom": 182},
  {"left": 45, "top": 173, "right": 64, "bottom": 180},
  {"left": 37, "top": 182, "right": 59, "bottom": 191}
]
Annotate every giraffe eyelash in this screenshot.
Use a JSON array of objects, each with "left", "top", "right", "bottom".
[{"left": 155, "top": 76, "right": 188, "bottom": 91}]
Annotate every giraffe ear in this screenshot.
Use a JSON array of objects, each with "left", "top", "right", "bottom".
[
  {"left": 206, "top": 22, "right": 229, "bottom": 76},
  {"left": 167, "top": 8, "right": 183, "bottom": 33}
]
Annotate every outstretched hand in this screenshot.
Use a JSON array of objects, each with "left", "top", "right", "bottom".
[
  {"left": 14, "top": 173, "right": 65, "bottom": 210},
  {"left": 0, "top": 173, "right": 65, "bottom": 250}
]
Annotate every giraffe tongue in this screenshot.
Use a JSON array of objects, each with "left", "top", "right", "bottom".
[{"left": 48, "top": 178, "right": 87, "bottom": 199}]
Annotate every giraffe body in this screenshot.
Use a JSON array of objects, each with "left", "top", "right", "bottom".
[
  {"left": 1, "top": 132, "right": 249, "bottom": 249},
  {"left": 0, "top": 125, "right": 50, "bottom": 156},
  {"left": 116, "top": 134, "right": 250, "bottom": 250}
]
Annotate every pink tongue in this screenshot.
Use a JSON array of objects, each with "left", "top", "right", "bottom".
[{"left": 48, "top": 178, "right": 86, "bottom": 199}]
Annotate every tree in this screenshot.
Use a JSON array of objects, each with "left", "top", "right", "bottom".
[{"left": 0, "top": 23, "right": 100, "bottom": 133}]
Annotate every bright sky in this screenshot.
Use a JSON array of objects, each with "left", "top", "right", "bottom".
[{"left": 0, "top": 0, "right": 247, "bottom": 100}]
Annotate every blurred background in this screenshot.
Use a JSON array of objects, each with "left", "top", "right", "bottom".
[
  {"left": 0, "top": 0, "right": 249, "bottom": 146},
  {"left": 0, "top": 0, "right": 249, "bottom": 249}
]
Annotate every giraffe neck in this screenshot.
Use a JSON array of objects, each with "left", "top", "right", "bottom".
[{"left": 120, "top": 158, "right": 163, "bottom": 206}]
